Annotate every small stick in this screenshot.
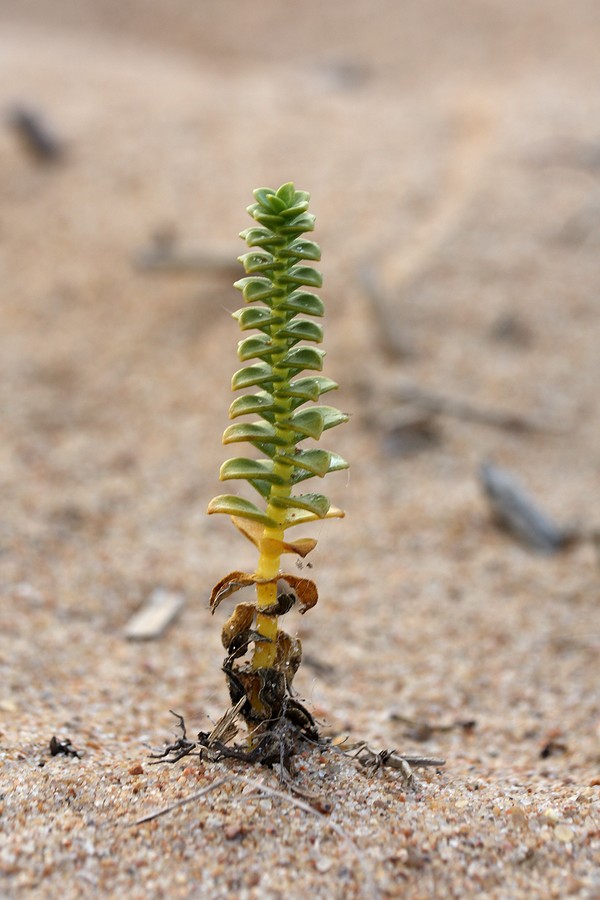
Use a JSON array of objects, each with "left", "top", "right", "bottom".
[
  {"left": 479, "top": 462, "right": 575, "bottom": 553},
  {"left": 131, "top": 776, "right": 230, "bottom": 825},
  {"left": 359, "top": 265, "right": 413, "bottom": 360},
  {"left": 394, "top": 382, "right": 557, "bottom": 434}
]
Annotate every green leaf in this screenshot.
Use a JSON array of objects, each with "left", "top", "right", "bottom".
[
  {"left": 233, "top": 307, "right": 283, "bottom": 333},
  {"left": 207, "top": 494, "right": 276, "bottom": 527},
  {"left": 291, "top": 451, "right": 349, "bottom": 484},
  {"left": 223, "top": 421, "right": 279, "bottom": 444},
  {"left": 238, "top": 250, "right": 280, "bottom": 274},
  {"left": 231, "top": 363, "right": 274, "bottom": 391},
  {"left": 229, "top": 393, "right": 276, "bottom": 419},
  {"left": 280, "top": 265, "right": 323, "bottom": 288},
  {"left": 279, "top": 238, "right": 321, "bottom": 261},
  {"left": 277, "top": 375, "right": 338, "bottom": 403},
  {"left": 279, "top": 203, "right": 310, "bottom": 219},
  {"left": 320, "top": 405, "right": 350, "bottom": 430},
  {"left": 280, "top": 290, "right": 325, "bottom": 317},
  {"left": 280, "top": 212, "right": 315, "bottom": 234},
  {"left": 250, "top": 209, "right": 285, "bottom": 227},
  {"left": 220, "top": 458, "right": 286, "bottom": 484},
  {"left": 253, "top": 188, "right": 287, "bottom": 213},
  {"left": 233, "top": 276, "right": 279, "bottom": 303},
  {"left": 271, "top": 492, "right": 331, "bottom": 517},
  {"left": 239, "top": 226, "right": 285, "bottom": 249},
  {"left": 237, "top": 335, "right": 277, "bottom": 362},
  {"left": 278, "top": 319, "right": 323, "bottom": 344},
  {"left": 286, "top": 408, "right": 326, "bottom": 439},
  {"left": 278, "top": 448, "right": 332, "bottom": 477},
  {"left": 275, "top": 183, "right": 297, "bottom": 205},
  {"left": 282, "top": 346, "right": 325, "bottom": 372}
]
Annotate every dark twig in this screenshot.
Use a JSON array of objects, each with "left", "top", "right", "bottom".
[
  {"left": 7, "top": 105, "right": 64, "bottom": 163},
  {"left": 147, "top": 710, "right": 197, "bottom": 764}
]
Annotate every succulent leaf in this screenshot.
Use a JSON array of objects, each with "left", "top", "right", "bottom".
[
  {"left": 231, "top": 363, "right": 274, "bottom": 391},
  {"left": 278, "top": 375, "right": 339, "bottom": 404},
  {"left": 222, "top": 422, "right": 281, "bottom": 444},
  {"left": 281, "top": 346, "right": 325, "bottom": 372},
  {"left": 270, "top": 492, "right": 331, "bottom": 517},
  {"left": 286, "top": 408, "right": 327, "bottom": 440},
  {"left": 280, "top": 266, "right": 323, "bottom": 288},
  {"left": 232, "top": 307, "right": 283, "bottom": 333},
  {"left": 207, "top": 495, "right": 278, "bottom": 527},
  {"left": 237, "top": 335, "right": 278, "bottom": 361},
  {"left": 234, "top": 276, "right": 280, "bottom": 303},
  {"left": 280, "top": 290, "right": 325, "bottom": 317},
  {"left": 278, "top": 320, "right": 324, "bottom": 344},
  {"left": 319, "top": 406, "right": 350, "bottom": 431},
  {"left": 220, "top": 458, "right": 286, "bottom": 484},
  {"left": 279, "top": 238, "right": 321, "bottom": 261},
  {"left": 228, "top": 393, "right": 276, "bottom": 419}
]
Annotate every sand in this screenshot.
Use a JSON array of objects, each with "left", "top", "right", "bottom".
[{"left": 0, "top": 2, "right": 599, "bottom": 897}]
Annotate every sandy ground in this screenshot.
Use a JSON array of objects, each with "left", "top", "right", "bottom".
[{"left": 0, "top": 2, "right": 599, "bottom": 897}]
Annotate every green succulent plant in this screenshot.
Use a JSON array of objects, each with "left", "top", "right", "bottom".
[{"left": 207, "top": 183, "right": 348, "bottom": 735}]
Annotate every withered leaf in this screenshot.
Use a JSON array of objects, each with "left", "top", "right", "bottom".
[
  {"left": 210, "top": 571, "right": 259, "bottom": 612},
  {"left": 221, "top": 602, "right": 256, "bottom": 650},
  {"left": 277, "top": 574, "right": 318, "bottom": 613}
]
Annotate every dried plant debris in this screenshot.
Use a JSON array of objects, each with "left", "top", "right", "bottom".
[
  {"left": 149, "top": 705, "right": 445, "bottom": 793},
  {"left": 342, "top": 742, "right": 446, "bottom": 787},
  {"left": 49, "top": 736, "right": 82, "bottom": 758},
  {"left": 479, "top": 462, "right": 577, "bottom": 554},
  {"left": 7, "top": 104, "right": 65, "bottom": 163},
  {"left": 150, "top": 700, "right": 317, "bottom": 772}
]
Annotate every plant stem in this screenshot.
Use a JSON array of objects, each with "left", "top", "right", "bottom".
[{"left": 251, "top": 241, "right": 296, "bottom": 669}]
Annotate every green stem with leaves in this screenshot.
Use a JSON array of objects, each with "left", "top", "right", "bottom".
[{"left": 208, "top": 183, "right": 348, "bottom": 723}]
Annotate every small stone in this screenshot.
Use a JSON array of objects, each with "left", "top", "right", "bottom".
[
  {"left": 542, "top": 808, "right": 560, "bottom": 823},
  {"left": 128, "top": 763, "right": 144, "bottom": 776},
  {"left": 315, "top": 857, "right": 333, "bottom": 873},
  {"left": 507, "top": 805, "right": 528, "bottom": 827},
  {"left": 224, "top": 823, "right": 246, "bottom": 841},
  {"left": 555, "top": 825, "right": 574, "bottom": 843}
]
